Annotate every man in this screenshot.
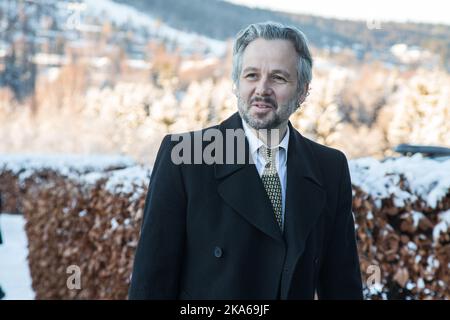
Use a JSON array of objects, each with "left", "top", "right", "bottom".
[{"left": 129, "top": 21, "right": 363, "bottom": 299}]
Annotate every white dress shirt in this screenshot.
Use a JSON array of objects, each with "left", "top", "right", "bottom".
[{"left": 241, "top": 119, "right": 290, "bottom": 230}]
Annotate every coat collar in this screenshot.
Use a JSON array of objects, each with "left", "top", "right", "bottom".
[
  {"left": 215, "top": 112, "right": 323, "bottom": 185},
  {"left": 241, "top": 117, "right": 290, "bottom": 168}
]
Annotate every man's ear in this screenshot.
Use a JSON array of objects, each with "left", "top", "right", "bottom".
[
  {"left": 298, "top": 83, "right": 310, "bottom": 105},
  {"left": 232, "top": 83, "right": 238, "bottom": 97}
]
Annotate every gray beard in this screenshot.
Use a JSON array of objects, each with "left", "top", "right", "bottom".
[{"left": 237, "top": 95, "right": 299, "bottom": 130}]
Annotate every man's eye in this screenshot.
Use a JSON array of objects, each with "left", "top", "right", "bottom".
[
  {"left": 273, "top": 75, "right": 287, "bottom": 82},
  {"left": 245, "top": 73, "right": 257, "bottom": 79}
]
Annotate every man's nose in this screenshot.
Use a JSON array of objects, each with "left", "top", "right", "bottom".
[{"left": 255, "top": 77, "right": 272, "bottom": 96}]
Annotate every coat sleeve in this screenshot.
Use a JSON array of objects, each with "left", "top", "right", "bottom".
[
  {"left": 128, "top": 135, "right": 187, "bottom": 299},
  {"left": 317, "top": 152, "right": 363, "bottom": 299}
]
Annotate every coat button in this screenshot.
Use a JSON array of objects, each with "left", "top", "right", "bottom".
[
  {"left": 314, "top": 258, "right": 319, "bottom": 265},
  {"left": 214, "top": 246, "right": 223, "bottom": 258}
]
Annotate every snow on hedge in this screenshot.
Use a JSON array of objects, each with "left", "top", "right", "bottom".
[
  {"left": 349, "top": 154, "right": 450, "bottom": 209},
  {"left": 1, "top": 153, "right": 449, "bottom": 207},
  {"left": 0, "top": 154, "right": 136, "bottom": 181}
]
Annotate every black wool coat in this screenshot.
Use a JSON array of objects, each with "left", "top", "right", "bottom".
[{"left": 129, "top": 112, "right": 363, "bottom": 300}]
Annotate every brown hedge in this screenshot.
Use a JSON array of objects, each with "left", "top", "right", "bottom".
[{"left": 1, "top": 163, "right": 449, "bottom": 299}]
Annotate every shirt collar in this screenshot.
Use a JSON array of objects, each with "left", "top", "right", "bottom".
[{"left": 241, "top": 118, "right": 290, "bottom": 163}]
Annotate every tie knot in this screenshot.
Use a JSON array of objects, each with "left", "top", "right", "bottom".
[{"left": 259, "top": 145, "right": 278, "bottom": 168}]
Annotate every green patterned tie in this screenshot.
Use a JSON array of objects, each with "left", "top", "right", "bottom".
[{"left": 259, "top": 145, "right": 283, "bottom": 231}]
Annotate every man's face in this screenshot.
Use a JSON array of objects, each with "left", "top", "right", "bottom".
[{"left": 236, "top": 38, "right": 301, "bottom": 130}]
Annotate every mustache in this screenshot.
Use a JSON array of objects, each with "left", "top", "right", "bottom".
[{"left": 250, "top": 96, "right": 277, "bottom": 108}]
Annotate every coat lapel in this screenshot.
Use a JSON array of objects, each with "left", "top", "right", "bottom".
[
  {"left": 215, "top": 112, "right": 284, "bottom": 244},
  {"left": 284, "top": 121, "right": 326, "bottom": 257},
  {"left": 281, "top": 122, "right": 327, "bottom": 298}
]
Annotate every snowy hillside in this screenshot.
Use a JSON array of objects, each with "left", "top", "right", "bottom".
[
  {"left": 84, "top": 0, "right": 226, "bottom": 56},
  {"left": 0, "top": 0, "right": 226, "bottom": 57}
]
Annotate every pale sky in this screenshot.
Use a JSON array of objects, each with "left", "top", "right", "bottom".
[{"left": 223, "top": 0, "right": 450, "bottom": 25}]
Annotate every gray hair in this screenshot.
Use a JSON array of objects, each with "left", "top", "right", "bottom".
[{"left": 232, "top": 21, "right": 313, "bottom": 95}]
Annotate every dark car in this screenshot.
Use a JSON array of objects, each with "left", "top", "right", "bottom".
[{"left": 394, "top": 143, "right": 450, "bottom": 162}]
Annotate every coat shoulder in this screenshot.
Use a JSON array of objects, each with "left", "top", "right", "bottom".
[
  {"left": 167, "top": 124, "right": 221, "bottom": 138},
  {"left": 302, "top": 135, "right": 347, "bottom": 165},
  {"left": 163, "top": 124, "right": 222, "bottom": 148}
]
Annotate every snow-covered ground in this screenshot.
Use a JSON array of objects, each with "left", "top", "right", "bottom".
[{"left": 0, "top": 214, "right": 35, "bottom": 300}]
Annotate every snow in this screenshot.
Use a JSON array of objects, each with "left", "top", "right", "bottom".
[
  {"left": 0, "top": 154, "right": 151, "bottom": 204},
  {"left": 432, "top": 209, "right": 450, "bottom": 242},
  {"left": 417, "top": 278, "right": 425, "bottom": 289},
  {"left": 407, "top": 241, "right": 417, "bottom": 251},
  {"left": 411, "top": 211, "right": 425, "bottom": 228},
  {"left": 438, "top": 209, "right": 450, "bottom": 224},
  {"left": 0, "top": 214, "right": 35, "bottom": 300},
  {"left": 78, "top": 210, "right": 88, "bottom": 217},
  {"left": 110, "top": 217, "right": 118, "bottom": 230},
  {"left": 406, "top": 282, "right": 415, "bottom": 290},
  {"left": 179, "top": 57, "right": 221, "bottom": 72},
  {"left": 104, "top": 166, "right": 150, "bottom": 200},
  {"left": 79, "top": 171, "right": 109, "bottom": 186},
  {"left": 1, "top": 153, "right": 448, "bottom": 204},
  {"left": 32, "top": 53, "right": 69, "bottom": 66},
  {"left": 349, "top": 154, "right": 450, "bottom": 208},
  {"left": 427, "top": 256, "right": 439, "bottom": 269},
  {"left": 84, "top": 0, "right": 226, "bottom": 56},
  {"left": 125, "top": 59, "right": 152, "bottom": 70},
  {"left": 0, "top": 154, "right": 136, "bottom": 182},
  {"left": 367, "top": 282, "right": 383, "bottom": 295}
]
